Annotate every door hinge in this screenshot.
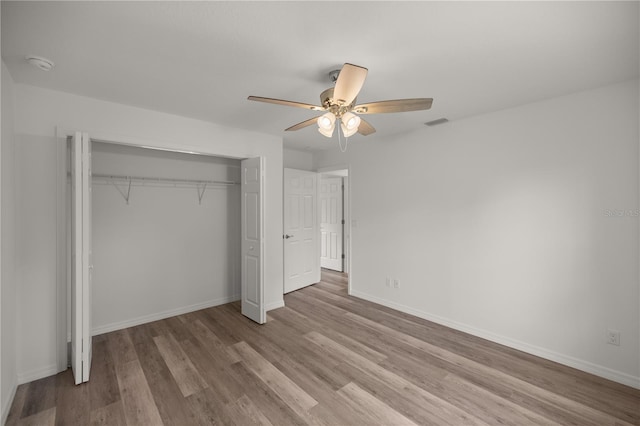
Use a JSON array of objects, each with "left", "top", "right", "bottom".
[
  {"left": 341, "top": 254, "right": 345, "bottom": 259},
  {"left": 341, "top": 219, "right": 345, "bottom": 225}
]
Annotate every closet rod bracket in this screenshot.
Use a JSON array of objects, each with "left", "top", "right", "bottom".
[
  {"left": 109, "top": 177, "right": 132, "bottom": 205},
  {"left": 197, "top": 183, "right": 207, "bottom": 205}
]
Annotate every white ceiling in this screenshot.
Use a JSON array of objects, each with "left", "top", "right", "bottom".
[{"left": 2, "top": 1, "right": 638, "bottom": 151}]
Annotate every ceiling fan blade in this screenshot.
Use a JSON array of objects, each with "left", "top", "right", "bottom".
[
  {"left": 357, "top": 118, "right": 376, "bottom": 136},
  {"left": 353, "top": 98, "right": 433, "bottom": 114},
  {"left": 333, "top": 63, "right": 368, "bottom": 106},
  {"left": 247, "top": 96, "right": 324, "bottom": 111},
  {"left": 285, "top": 116, "right": 321, "bottom": 132}
]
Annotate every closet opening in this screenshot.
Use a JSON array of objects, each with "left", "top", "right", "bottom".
[
  {"left": 85, "top": 141, "right": 242, "bottom": 335},
  {"left": 59, "top": 135, "right": 266, "bottom": 384}
]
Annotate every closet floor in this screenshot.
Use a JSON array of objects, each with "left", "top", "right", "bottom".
[{"left": 6, "top": 269, "right": 640, "bottom": 425}]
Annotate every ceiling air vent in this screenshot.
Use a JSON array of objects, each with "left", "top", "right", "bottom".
[{"left": 425, "top": 118, "right": 449, "bottom": 127}]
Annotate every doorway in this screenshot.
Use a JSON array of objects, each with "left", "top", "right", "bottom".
[{"left": 318, "top": 167, "right": 350, "bottom": 287}]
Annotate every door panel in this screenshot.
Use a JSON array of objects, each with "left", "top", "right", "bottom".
[
  {"left": 82, "top": 133, "right": 92, "bottom": 381},
  {"left": 241, "top": 157, "right": 265, "bottom": 324},
  {"left": 71, "top": 132, "right": 92, "bottom": 384},
  {"left": 320, "top": 177, "right": 343, "bottom": 271},
  {"left": 284, "top": 169, "right": 319, "bottom": 293},
  {"left": 71, "top": 133, "right": 81, "bottom": 385}
]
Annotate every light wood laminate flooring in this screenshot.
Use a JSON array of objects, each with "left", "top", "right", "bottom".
[{"left": 6, "top": 269, "right": 640, "bottom": 425}]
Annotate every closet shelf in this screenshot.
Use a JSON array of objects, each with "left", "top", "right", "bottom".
[
  {"left": 91, "top": 173, "right": 239, "bottom": 205},
  {"left": 92, "top": 173, "right": 239, "bottom": 187}
]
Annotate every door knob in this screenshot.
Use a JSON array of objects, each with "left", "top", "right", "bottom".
[{"left": 284, "top": 234, "right": 293, "bottom": 239}]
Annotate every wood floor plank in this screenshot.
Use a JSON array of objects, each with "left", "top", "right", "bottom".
[
  {"left": 380, "top": 347, "right": 602, "bottom": 426},
  {"left": 16, "top": 406, "right": 56, "bottom": 426},
  {"left": 317, "top": 273, "right": 636, "bottom": 422},
  {"left": 226, "top": 360, "right": 307, "bottom": 426},
  {"left": 344, "top": 312, "right": 636, "bottom": 426},
  {"left": 154, "top": 333, "right": 209, "bottom": 397},
  {"left": 305, "top": 331, "right": 489, "bottom": 426},
  {"left": 20, "top": 375, "right": 56, "bottom": 418},
  {"left": 337, "top": 381, "right": 418, "bottom": 426},
  {"left": 162, "top": 315, "right": 195, "bottom": 342},
  {"left": 115, "top": 359, "right": 164, "bottom": 426},
  {"left": 241, "top": 313, "right": 352, "bottom": 392},
  {"left": 89, "top": 401, "right": 126, "bottom": 426},
  {"left": 186, "top": 387, "right": 235, "bottom": 426},
  {"left": 189, "top": 319, "right": 241, "bottom": 367},
  {"left": 107, "top": 328, "right": 138, "bottom": 366},
  {"left": 128, "top": 325, "right": 199, "bottom": 425},
  {"left": 304, "top": 284, "right": 355, "bottom": 305},
  {"left": 5, "top": 383, "right": 28, "bottom": 426},
  {"left": 348, "top": 297, "right": 640, "bottom": 421},
  {"left": 231, "top": 341, "right": 319, "bottom": 419},
  {"left": 441, "top": 372, "right": 561, "bottom": 426},
  {"left": 225, "top": 394, "right": 274, "bottom": 426},
  {"left": 7, "top": 270, "right": 638, "bottom": 426},
  {"left": 88, "top": 337, "right": 120, "bottom": 411},
  {"left": 180, "top": 337, "right": 245, "bottom": 404},
  {"left": 283, "top": 292, "right": 396, "bottom": 364},
  {"left": 198, "top": 309, "right": 242, "bottom": 346},
  {"left": 333, "top": 362, "right": 448, "bottom": 426},
  {"left": 54, "top": 369, "right": 90, "bottom": 426}
]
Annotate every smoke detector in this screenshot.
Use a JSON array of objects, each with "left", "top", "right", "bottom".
[{"left": 25, "top": 55, "right": 55, "bottom": 71}]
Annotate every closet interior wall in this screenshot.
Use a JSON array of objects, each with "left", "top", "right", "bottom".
[{"left": 86, "top": 142, "right": 241, "bottom": 335}]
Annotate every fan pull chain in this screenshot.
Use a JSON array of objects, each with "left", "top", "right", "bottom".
[{"left": 338, "top": 123, "right": 349, "bottom": 152}]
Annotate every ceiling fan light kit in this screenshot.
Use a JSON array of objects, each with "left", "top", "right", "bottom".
[
  {"left": 340, "top": 112, "right": 361, "bottom": 137},
  {"left": 317, "top": 112, "right": 336, "bottom": 137},
  {"left": 248, "top": 63, "right": 434, "bottom": 147}
]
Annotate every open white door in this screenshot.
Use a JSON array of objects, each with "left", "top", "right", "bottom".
[
  {"left": 320, "top": 177, "right": 344, "bottom": 271},
  {"left": 241, "top": 157, "right": 266, "bottom": 324},
  {"left": 284, "top": 168, "right": 319, "bottom": 293},
  {"left": 71, "top": 132, "right": 92, "bottom": 384}
]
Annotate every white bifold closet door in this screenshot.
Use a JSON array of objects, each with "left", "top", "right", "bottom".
[
  {"left": 241, "top": 157, "right": 266, "bottom": 324},
  {"left": 71, "top": 131, "right": 93, "bottom": 384}
]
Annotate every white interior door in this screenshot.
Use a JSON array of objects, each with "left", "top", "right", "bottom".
[
  {"left": 71, "top": 131, "right": 92, "bottom": 384},
  {"left": 284, "top": 169, "right": 319, "bottom": 293},
  {"left": 320, "top": 177, "right": 343, "bottom": 271},
  {"left": 241, "top": 157, "right": 265, "bottom": 324}
]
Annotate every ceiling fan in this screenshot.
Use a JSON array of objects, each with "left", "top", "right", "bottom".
[{"left": 248, "top": 63, "right": 433, "bottom": 139}]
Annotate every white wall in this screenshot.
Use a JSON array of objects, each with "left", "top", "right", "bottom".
[
  {"left": 1, "top": 60, "right": 18, "bottom": 423},
  {"left": 315, "top": 79, "right": 640, "bottom": 388},
  {"left": 91, "top": 143, "right": 241, "bottom": 334},
  {"left": 13, "top": 83, "right": 284, "bottom": 383},
  {"left": 283, "top": 148, "right": 314, "bottom": 171}
]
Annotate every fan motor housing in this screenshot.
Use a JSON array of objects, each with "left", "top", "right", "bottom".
[{"left": 320, "top": 87, "right": 356, "bottom": 117}]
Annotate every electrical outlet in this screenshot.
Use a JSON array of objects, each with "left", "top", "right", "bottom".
[
  {"left": 385, "top": 277, "right": 391, "bottom": 288},
  {"left": 393, "top": 279, "right": 400, "bottom": 289},
  {"left": 606, "top": 329, "right": 621, "bottom": 346}
]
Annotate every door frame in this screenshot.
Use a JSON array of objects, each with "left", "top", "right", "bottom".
[
  {"left": 316, "top": 164, "right": 351, "bottom": 295},
  {"left": 55, "top": 129, "right": 270, "bottom": 376}
]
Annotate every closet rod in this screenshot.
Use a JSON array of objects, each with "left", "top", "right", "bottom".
[{"left": 91, "top": 173, "right": 239, "bottom": 186}]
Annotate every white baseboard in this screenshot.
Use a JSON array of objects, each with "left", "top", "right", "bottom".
[
  {"left": 350, "top": 289, "right": 640, "bottom": 390},
  {"left": 1, "top": 376, "right": 17, "bottom": 425},
  {"left": 265, "top": 299, "right": 285, "bottom": 311},
  {"left": 91, "top": 294, "right": 240, "bottom": 336},
  {"left": 16, "top": 364, "right": 59, "bottom": 386}
]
